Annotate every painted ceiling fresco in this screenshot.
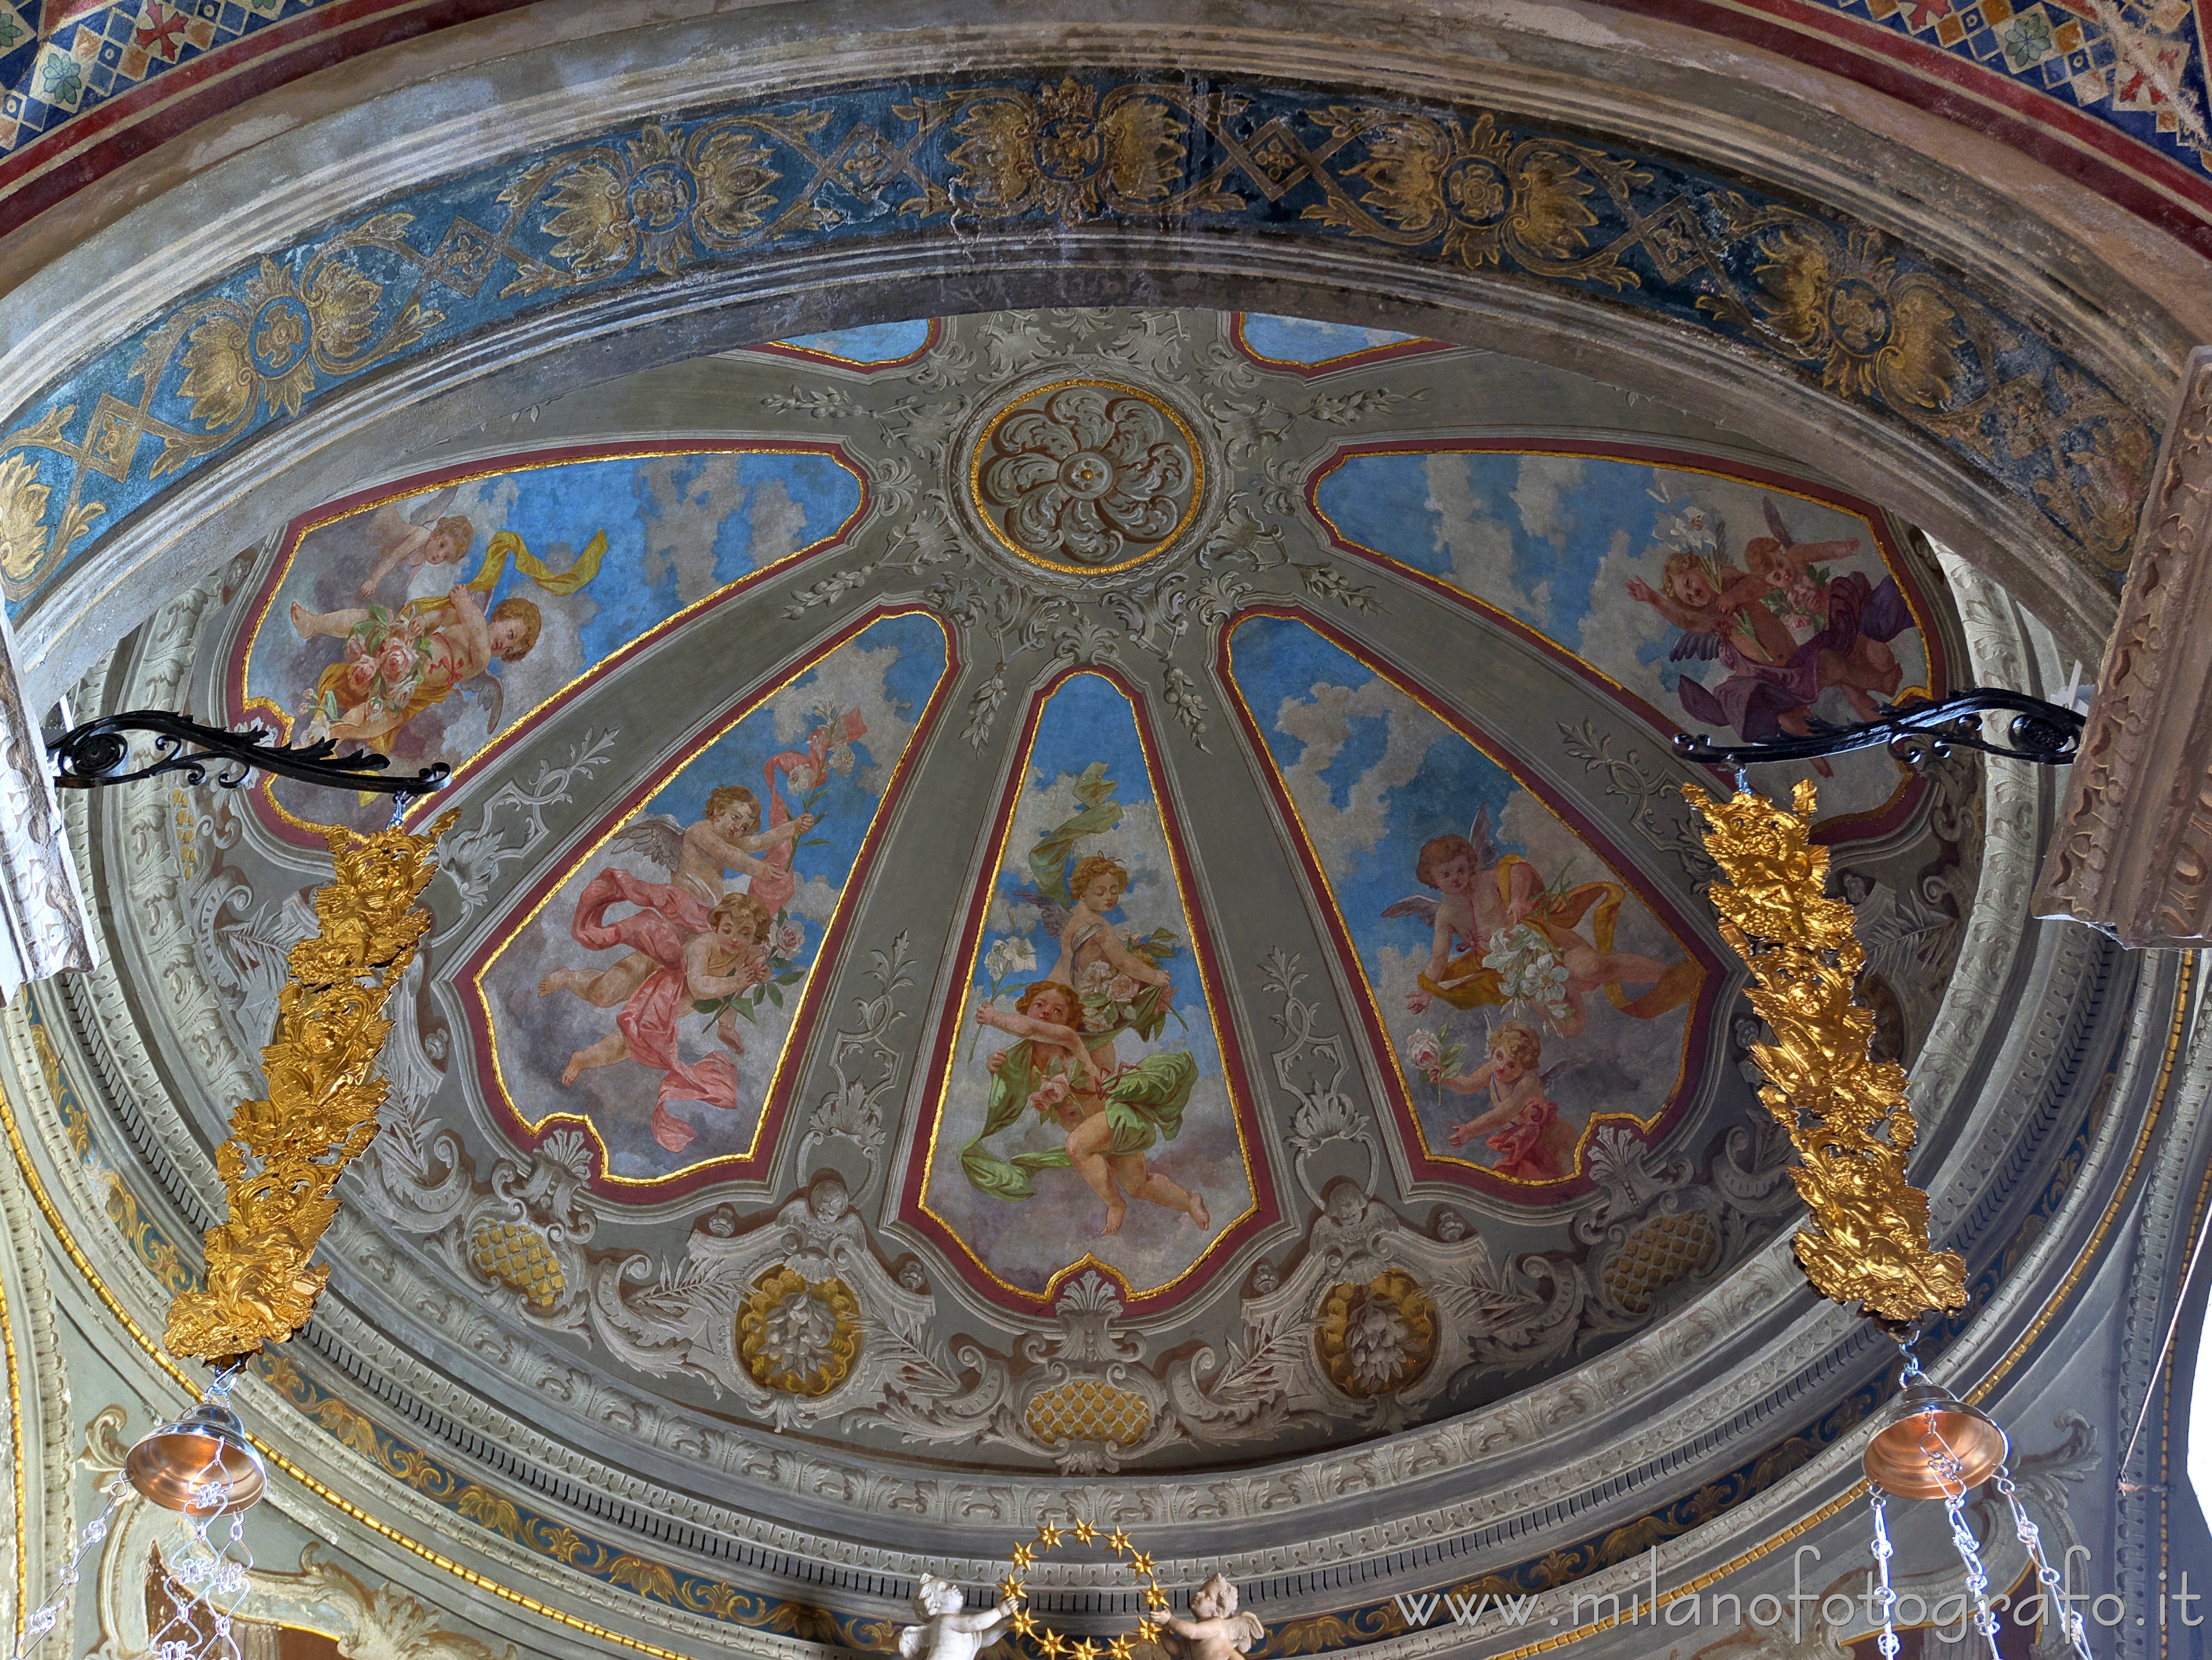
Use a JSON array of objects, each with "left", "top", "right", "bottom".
[{"left": 141, "top": 308, "right": 1982, "bottom": 1479}]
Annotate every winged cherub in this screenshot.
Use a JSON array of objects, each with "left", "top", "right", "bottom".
[
  {"left": 537, "top": 785, "right": 813, "bottom": 1016},
  {"left": 610, "top": 785, "right": 816, "bottom": 909},
  {"left": 1165, "top": 1575, "right": 1265, "bottom": 1660},
  {"left": 354, "top": 485, "right": 473, "bottom": 599},
  {"left": 896, "top": 1575, "right": 1022, "bottom": 1660},
  {"left": 1381, "top": 805, "right": 1684, "bottom": 1035}
]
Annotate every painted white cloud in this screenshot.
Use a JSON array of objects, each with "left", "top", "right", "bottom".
[
  {"left": 747, "top": 476, "right": 809, "bottom": 565},
  {"left": 1511, "top": 455, "right": 1584, "bottom": 548},
  {"left": 639, "top": 453, "right": 747, "bottom": 606},
  {"left": 1273, "top": 677, "right": 1447, "bottom": 867},
  {"left": 1422, "top": 452, "right": 1552, "bottom": 622},
  {"left": 765, "top": 639, "right": 920, "bottom": 798}
]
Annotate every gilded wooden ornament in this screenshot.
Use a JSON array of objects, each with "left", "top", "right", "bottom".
[
  {"left": 163, "top": 812, "right": 456, "bottom": 1361},
  {"left": 1683, "top": 781, "right": 1967, "bottom": 1324}
]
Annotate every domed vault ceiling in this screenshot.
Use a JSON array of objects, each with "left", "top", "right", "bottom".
[
  {"left": 32, "top": 307, "right": 2098, "bottom": 1660},
  {"left": 101, "top": 309, "right": 1984, "bottom": 1501}
]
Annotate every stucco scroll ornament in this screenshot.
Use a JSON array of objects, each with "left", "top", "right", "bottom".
[
  {"left": 164, "top": 812, "right": 457, "bottom": 1363},
  {"left": 1684, "top": 781, "right": 1966, "bottom": 1324},
  {"left": 1169, "top": 1182, "right": 1576, "bottom": 1440},
  {"left": 797, "top": 929, "right": 916, "bottom": 1169},
  {"left": 1260, "top": 948, "right": 1379, "bottom": 1208},
  {"left": 584, "top": 1172, "right": 932, "bottom": 1430}
]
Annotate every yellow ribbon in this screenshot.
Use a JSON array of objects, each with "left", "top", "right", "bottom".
[{"left": 467, "top": 528, "right": 607, "bottom": 597}]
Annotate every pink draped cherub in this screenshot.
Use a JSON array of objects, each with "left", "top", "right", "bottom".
[{"left": 752, "top": 707, "right": 867, "bottom": 914}]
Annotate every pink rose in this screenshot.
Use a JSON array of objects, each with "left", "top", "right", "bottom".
[
  {"left": 1108, "top": 973, "right": 1139, "bottom": 1003},
  {"left": 776, "top": 921, "right": 806, "bottom": 958},
  {"left": 1033, "top": 1075, "right": 1070, "bottom": 1111}
]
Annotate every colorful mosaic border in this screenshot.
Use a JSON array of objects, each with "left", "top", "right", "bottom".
[{"left": 0, "top": 75, "right": 2157, "bottom": 636}]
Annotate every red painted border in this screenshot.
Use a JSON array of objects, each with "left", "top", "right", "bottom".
[
  {"left": 1226, "top": 313, "right": 1456, "bottom": 379},
  {"left": 225, "top": 436, "right": 870, "bottom": 849},
  {"left": 894, "top": 662, "right": 1281, "bottom": 1318},
  {"left": 1303, "top": 434, "right": 1951, "bottom": 846},
  {"left": 742, "top": 319, "right": 943, "bottom": 373},
  {"left": 450, "top": 602, "right": 958, "bottom": 1205},
  {"left": 1216, "top": 604, "right": 1730, "bottom": 1202},
  {"left": 1599, "top": 0, "right": 2212, "bottom": 253}
]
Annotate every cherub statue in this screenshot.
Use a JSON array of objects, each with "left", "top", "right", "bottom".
[
  {"left": 1164, "top": 1575, "right": 1265, "bottom": 1660},
  {"left": 897, "top": 1575, "right": 1021, "bottom": 1660}
]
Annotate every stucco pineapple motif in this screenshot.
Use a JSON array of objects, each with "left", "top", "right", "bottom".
[
  {"left": 738, "top": 1266, "right": 862, "bottom": 1395},
  {"left": 1600, "top": 1209, "right": 1720, "bottom": 1315},
  {"left": 1024, "top": 1378, "right": 1154, "bottom": 1447},
  {"left": 1314, "top": 1269, "right": 1437, "bottom": 1398},
  {"left": 468, "top": 1219, "right": 567, "bottom": 1311},
  {"left": 972, "top": 381, "right": 1198, "bottom": 570}
]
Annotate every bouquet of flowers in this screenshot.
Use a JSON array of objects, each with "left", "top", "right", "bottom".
[
  {"left": 1482, "top": 922, "right": 1571, "bottom": 1024},
  {"left": 1074, "top": 929, "right": 1185, "bottom": 1041},
  {"left": 694, "top": 910, "right": 809, "bottom": 1027}
]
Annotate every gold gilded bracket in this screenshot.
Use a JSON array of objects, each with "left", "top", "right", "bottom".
[
  {"left": 164, "top": 812, "right": 457, "bottom": 1363},
  {"left": 1684, "top": 781, "right": 1967, "bottom": 1326}
]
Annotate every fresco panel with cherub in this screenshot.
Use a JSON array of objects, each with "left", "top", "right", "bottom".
[
  {"left": 462, "top": 611, "right": 947, "bottom": 1190},
  {"left": 232, "top": 442, "right": 865, "bottom": 842},
  {"left": 1224, "top": 614, "right": 1721, "bottom": 1195},
  {"left": 905, "top": 669, "right": 1267, "bottom": 1312},
  {"left": 1309, "top": 446, "right": 1950, "bottom": 831}
]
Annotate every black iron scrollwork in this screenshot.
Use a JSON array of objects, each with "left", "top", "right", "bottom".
[
  {"left": 1672, "top": 688, "right": 2085, "bottom": 771},
  {"left": 49, "top": 712, "right": 450, "bottom": 798}
]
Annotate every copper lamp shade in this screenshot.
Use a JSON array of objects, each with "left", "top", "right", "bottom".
[
  {"left": 1862, "top": 1379, "right": 2008, "bottom": 1499},
  {"left": 125, "top": 1401, "right": 267, "bottom": 1514}
]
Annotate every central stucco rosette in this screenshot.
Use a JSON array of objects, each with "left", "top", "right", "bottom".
[{"left": 969, "top": 379, "right": 1200, "bottom": 572}]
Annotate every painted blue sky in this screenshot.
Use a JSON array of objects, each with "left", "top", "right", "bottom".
[
  {"left": 1307, "top": 451, "right": 1921, "bottom": 823},
  {"left": 1227, "top": 614, "right": 1527, "bottom": 943},
  {"left": 248, "top": 448, "right": 867, "bottom": 811},
  {"left": 1239, "top": 315, "right": 1421, "bottom": 363},
  {"left": 1226, "top": 613, "right": 1693, "bottom": 1168},
  {"left": 771, "top": 320, "right": 934, "bottom": 362},
  {"left": 469, "top": 450, "right": 862, "bottom": 664},
  {"left": 973, "top": 673, "right": 1211, "bottom": 1039}
]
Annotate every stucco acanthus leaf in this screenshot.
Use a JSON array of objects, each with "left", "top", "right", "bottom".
[
  {"left": 849, "top": 1270, "right": 1183, "bottom": 1473},
  {"left": 798, "top": 929, "right": 915, "bottom": 1167},
  {"left": 1556, "top": 718, "right": 1716, "bottom": 883},
  {"left": 584, "top": 1173, "right": 929, "bottom": 1429},
  {"left": 355, "top": 1107, "right": 599, "bottom": 1328},
  {"left": 1100, "top": 312, "right": 1190, "bottom": 378},
  {"left": 1306, "top": 386, "right": 1423, "bottom": 426},
  {"left": 431, "top": 728, "right": 620, "bottom": 932},
  {"left": 1263, "top": 950, "right": 1380, "bottom": 1206},
  {"left": 762, "top": 385, "right": 858, "bottom": 420}
]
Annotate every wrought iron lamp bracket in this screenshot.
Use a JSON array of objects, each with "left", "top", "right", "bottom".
[
  {"left": 48, "top": 710, "right": 448, "bottom": 798},
  {"left": 1672, "top": 687, "right": 2084, "bottom": 771}
]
